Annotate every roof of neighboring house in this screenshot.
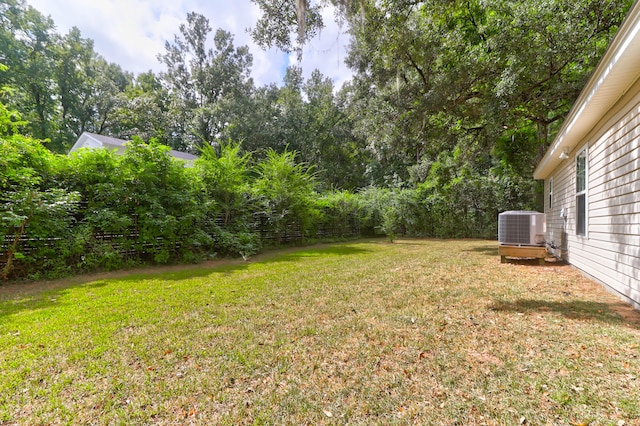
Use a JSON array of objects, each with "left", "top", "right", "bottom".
[
  {"left": 534, "top": 0, "right": 640, "bottom": 179},
  {"left": 68, "top": 132, "right": 199, "bottom": 162},
  {"left": 82, "top": 132, "right": 129, "bottom": 150}
]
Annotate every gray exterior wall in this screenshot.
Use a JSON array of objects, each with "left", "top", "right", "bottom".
[{"left": 544, "top": 78, "right": 640, "bottom": 309}]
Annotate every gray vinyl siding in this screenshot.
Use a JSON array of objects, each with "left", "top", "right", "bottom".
[
  {"left": 545, "top": 165, "right": 572, "bottom": 260},
  {"left": 544, "top": 94, "right": 640, "bottom": 308}
]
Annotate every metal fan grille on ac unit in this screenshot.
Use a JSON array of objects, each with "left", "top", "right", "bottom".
[
  {"left": 498, "top": 214, "right": 531, "bottom": 245},
  {"left": 498, "top": 211, "right": 546, "bottom": 246}
]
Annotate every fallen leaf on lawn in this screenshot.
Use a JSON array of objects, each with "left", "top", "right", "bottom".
[
  {"left": 468, "top": 350, "right": 504, "bottom": 366},
  {"left": 323, "top": 410, "right": 333, "bottom": 418},
  {"left": 419, "top": 351, "right": 430, "bottom": 359}
]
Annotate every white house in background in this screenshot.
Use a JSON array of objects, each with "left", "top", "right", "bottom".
[
  {"left": 534, "top": 1, "right": 640, "bottom": 309},
  {"left": 68, "top": 132, "right": 199, "bottom": 167}
]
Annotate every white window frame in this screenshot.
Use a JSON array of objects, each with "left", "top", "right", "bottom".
[
  {"left": 548, "top": 177, "right": 553, "bottom": 210},
  {"left": 575, "top": 147, "right": 588, "bottom": 237}
]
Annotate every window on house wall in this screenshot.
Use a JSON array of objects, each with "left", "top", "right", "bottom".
[
  {"left": 549, "top": 177, "right": 553, "bottom": 210},
  {"left": 576, "top": 149, "right": 587, "bottom": 236}
]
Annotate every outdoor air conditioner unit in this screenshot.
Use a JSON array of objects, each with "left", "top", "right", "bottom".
[{"left": 498, "top": 211, "right": 546, "bottom": 246}]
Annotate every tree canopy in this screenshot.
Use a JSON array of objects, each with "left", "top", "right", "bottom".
[
  {"left": 252, "top": 0, "right": 631, "bottom": 186},
  {"left": 0, "top": 0, "right": 634, "bottom": 194}
]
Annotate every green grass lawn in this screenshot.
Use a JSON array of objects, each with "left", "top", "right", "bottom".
[{"left": 1, "top": 239, "right": 639, "bottom": 425}]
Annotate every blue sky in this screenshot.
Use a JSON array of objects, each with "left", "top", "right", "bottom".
[{"left": 27, "top": 0, "right": 353, "bottom": 89}]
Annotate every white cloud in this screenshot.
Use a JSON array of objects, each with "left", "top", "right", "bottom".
[
  {"left": 26, "top": 0, "right": 353, "bottom": 87},
  {"left": 296, "top": 5, "right": 352, "bottom": 90}
]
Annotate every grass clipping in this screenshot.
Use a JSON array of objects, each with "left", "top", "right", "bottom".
[{"left": 1, "top": 239, "right": 639, "bottom": 425}]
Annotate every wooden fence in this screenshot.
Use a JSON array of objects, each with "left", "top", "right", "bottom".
[{"left": 1, "top": 212, "right": 362, "bottom": 279}]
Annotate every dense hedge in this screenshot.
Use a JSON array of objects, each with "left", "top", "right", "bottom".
[{"left": 1, "top": 135, "right": 534, "bottom": 280}]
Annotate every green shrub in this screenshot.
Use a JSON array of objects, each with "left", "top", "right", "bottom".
[
  {"left": 0, "top": 126, "right": 537, "bottom": 280},
  {"left": 0, "top": 134, "right": 80, "bottom": 279},
  {"left": 315, "top": 191, "right": 361, "bottom": 237},
  {"left": 252, "top": 148, "right": 318, "bottom": 243}
]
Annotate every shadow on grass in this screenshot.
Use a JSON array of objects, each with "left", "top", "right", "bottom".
[
  {"left": 489, "top": 298, "right": 639, "bottom": 329},
  {"left": 0, "top": 258, "right": 261, "bottom": 320},
  {"left": 0, "top": 243, "right": 369, "bottom": 321},
  {"left": 117, "top": 262, "right": 252, "bottom": 282},
  {"left": 0, "top": 280, "right": 111, "bottom": 322},
  {"left": 465, "top": 245, "right": 499, "bottom": 256},
  {"left": 501, "top": 258, "right": 562, "bottom": 267},
  {"left": 115, "top": 244, "right": 370, "bottom": 281},
  {"left": 260, "top": 244, "right": 371, "bottom": 264}
]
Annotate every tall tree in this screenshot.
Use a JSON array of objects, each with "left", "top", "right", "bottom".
[
  {"left": 222, "top": 66, "right": 367, "bottom": 189},
  {"left": 222, "top": 82, "right": 283, "bottom": 153},
  {"left": 85, "top": 59, "right": 132, "bottom": 135},
  {"left": 250, "top": 0, "right": 362, "bottom": 58},
  {"left": 54, "top": 49, "right": 132, "bottom": 147},
  {"left": 158, "top": 12, "right": 254, "bottom": 152},
  {"left": 1, "top": 2, "right": 134, "bottom": 152},
  {"left": 301, "top": 69, "right": 367, "bottom": 189},
  {"left": 0, "top": 0, "right": 59, "bottom": 143},
  {"left": 53, "top": 27, "right": 96, "bottom": 150},
  {"left": 111, "top": 71, "right": 170, "bottom": 143}
]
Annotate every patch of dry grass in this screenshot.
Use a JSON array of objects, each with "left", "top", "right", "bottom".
[{"left": 1, "top": 239, "right": 639, "bottom": 425}]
